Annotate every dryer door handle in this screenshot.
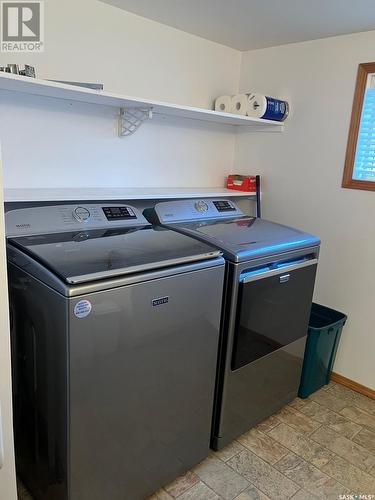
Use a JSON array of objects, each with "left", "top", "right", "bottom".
[{"left": 241, "top": 258, "right": 318, "bottom": 283}]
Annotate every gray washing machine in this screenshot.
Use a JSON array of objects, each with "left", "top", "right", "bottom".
[
  {"left": 6, "top": 203, "right": 225, "bottom": 500},
  {"left": 145, "top": 199, "right": 321, "bottom": 450}
]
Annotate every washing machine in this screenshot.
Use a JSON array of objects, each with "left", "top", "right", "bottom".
[
  {"left": 145, "top": 198, "right": 320, "bottom": 450},
  {"left": 6, "top": 202, "right": 225, "bottom": 500}
]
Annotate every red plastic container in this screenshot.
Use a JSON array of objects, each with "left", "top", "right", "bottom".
[{"left": 227, "top": 175, "right": 256, "bottom": 192}]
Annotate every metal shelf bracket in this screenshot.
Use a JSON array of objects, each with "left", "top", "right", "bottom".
[{"left": 118, "top": 107, "right": 153, "bottom": 137}]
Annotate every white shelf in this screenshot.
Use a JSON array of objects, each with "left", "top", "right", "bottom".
[
  {"left": 0, "top": 72, "right": 283, "bottom": 132},
  {"left": 4, "top": 187, "right": 257, "bottom": 202}
]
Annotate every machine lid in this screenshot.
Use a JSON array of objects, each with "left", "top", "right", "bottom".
[
  {"left": 8, "top": 226, "right": 222, "bottom": 284},
  {"left": 167, "top": 217, "right": 320, "bottom": 262}
]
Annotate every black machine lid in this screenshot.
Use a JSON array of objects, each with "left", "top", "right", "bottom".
[{"left": 8, "top": 226, "right": 221, "bottom": 284}]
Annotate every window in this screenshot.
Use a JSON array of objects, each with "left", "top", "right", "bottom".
[{"left": 342, "top": 63, "right": 375, "bottom": 191}]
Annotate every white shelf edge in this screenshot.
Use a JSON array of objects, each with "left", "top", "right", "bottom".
[
  {"left": 4, "top": 187, "right": 257, "bottom": 202},
  {"left": 0, "top": 72, "right": 283, "bottom": 130}
]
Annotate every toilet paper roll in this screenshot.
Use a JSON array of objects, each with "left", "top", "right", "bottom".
[
  {"left": 246, "top": 93, "right": 268, "bottom": 118},
  {"left": 214, "top": 95, "right": 232, "bottom": 113},
  {"left": 231, "top": 94, "right": 248, "bottom": 115}
]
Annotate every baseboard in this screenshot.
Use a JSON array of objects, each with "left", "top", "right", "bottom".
[{"left": 331, "top": 372, "right": 375, "bottom": 400}]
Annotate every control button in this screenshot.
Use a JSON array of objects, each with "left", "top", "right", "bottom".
[
  {"left": 194, "top": 200, "right": 209, "bottom": 213},
  {"left": 72, "top": 206, "right": 91, "bottom": 222}
]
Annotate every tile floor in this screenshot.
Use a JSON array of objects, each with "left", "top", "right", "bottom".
[{"left": 18, "top": 382, "right": 375, "bottom": 500}]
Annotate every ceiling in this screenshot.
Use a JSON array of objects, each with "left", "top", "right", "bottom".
[{"left": 100, "top": 0, "right": 375, "bottom": 51}]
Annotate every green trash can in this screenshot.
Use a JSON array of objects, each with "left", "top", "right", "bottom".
[{"left": 299, "top": 303, "right": 347, "bottom": 398}]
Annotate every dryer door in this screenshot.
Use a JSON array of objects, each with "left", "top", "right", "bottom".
[{"left": 232, "top": 256, "right": 318, "bottom": 370}]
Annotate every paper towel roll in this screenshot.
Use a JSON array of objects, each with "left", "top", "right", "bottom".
[
  {"left": 247, "top": 93, "right": 289, "bottom": 121},
  {"left": 214, "top": 95, "right": 232, "bottom": 113},
  {"left": 231, "top": 94, "right": 248, "bottom": 115},
  {"left": 246, "top": 93, "right": 268, "bottom": 118}
]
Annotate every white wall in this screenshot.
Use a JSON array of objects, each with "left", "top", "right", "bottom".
[
  {"left": 0, "top": 0, "right": 241, "bottom": 189},
  {"left": 0, "top": 148, "right": 17, "bottom": 499},
  {"left": 236, "top": 30, "right": 375, "bottom": 389}
]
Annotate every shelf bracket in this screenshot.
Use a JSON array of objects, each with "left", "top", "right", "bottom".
[{"left": 118, "top": 107, "right": 153, "bottom": 137}]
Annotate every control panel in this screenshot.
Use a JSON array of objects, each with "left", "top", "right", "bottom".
[
  {"left": 102, "top": 206, "right": 136, "bottom": 220},
  {"left": 213, "top": 200, "right": 237, "bottom": 212},
  {"left": 154, "top": 199, "right": 244, "bottom": 223},
  {"left": 5, "top": 204, "right": 148, "bottom": 237}
]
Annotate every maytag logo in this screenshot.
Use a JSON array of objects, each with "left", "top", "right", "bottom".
[
  {"left": 152, "top": 296, "right": 169, "bottom": 307},
  {"left": 16, "top": 223, "right": 30, "bottom": 228}
]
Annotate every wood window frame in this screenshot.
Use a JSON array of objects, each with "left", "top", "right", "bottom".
[{"left": 342, "top": 62, "right": 375, "bottom": 191}]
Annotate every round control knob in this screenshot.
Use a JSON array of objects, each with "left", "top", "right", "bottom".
[
  {"left": 72, "top": 206, "right": 91, "bottom": 223},
  {"left": 194, "top": 200, "right": 209, "bottom": 213}
]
